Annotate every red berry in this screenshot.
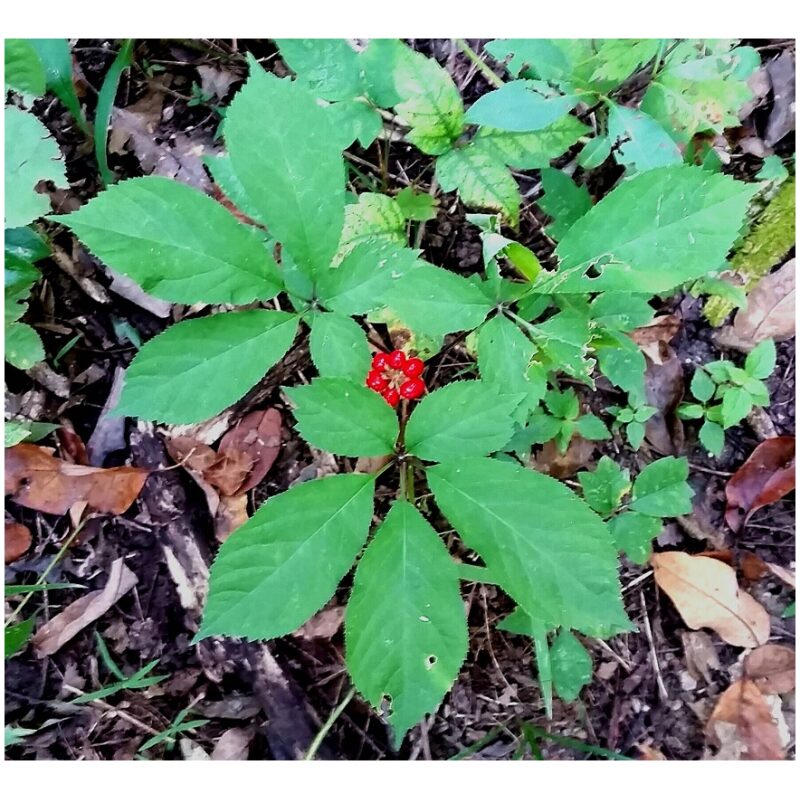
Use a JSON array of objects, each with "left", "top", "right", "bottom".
[
  {"left": 371, "top": 352, "right": 389, "bottom": 370},
  {"left": 382, "top": 387, "right": 400, "bottom": 407},
  {"left": 366, "top": 370, "right": 388, "bottom": 392},
  {"left": 399, "top": 377, "right": 425, "bottom": 399},
  {"left": 387, "top": 349, "right": 406, "bottom": 369},
  {"left": 403, "top": 357, "right": 424, "bottom": 378}
]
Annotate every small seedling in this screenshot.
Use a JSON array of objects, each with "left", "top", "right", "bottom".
[{"left": 606, "top": 402, "right": 657, "bottom": 449}]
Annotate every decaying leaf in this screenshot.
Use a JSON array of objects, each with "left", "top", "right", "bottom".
[
  {"left": 5, "top": 521, "right": 32, "bottom": 564},
  {"left": 355, "top": 454, "right": 392, "bottom": 474},
  {"left": 644, "top": 345, "right": 685, "bottom": 454},
  {"left": 651, "top": 551, "right": 770, "bottom": 648},
  {"left": 533, "top": 435, "right": 596, "bottom": 479},
  {"left": 292, "top": 605, "right": 345, "bottom": 640},
  {"left": 744, "top": 644, "right": 796, "bottom": 695},
  {"left": 725, "top": 437, "right": 795, "bottom": 531},
  {"left": 5, "top": 444, "right": 149, "bottom": 515},
  {"left": 211, "top": 726, "right": 254, "bottom": 761},
  {"left": 764, "top": 562, "right": 795, "bottom": 589},
  {"left": 637, "top": 744, "right": 667, "bottom": 760},
  {"left": 31, "top": 557, "right": 138, "bottom": 656},
  {"left": 706, "top": 679, "right": 784, "bottom": 760},
  {"left": 630, "top": 314, "right": 681, "bottom": 363},
  {"left": 681, "top": 630, "right": 721, "bottom": 683},
  {"left": 217, "top": 408, "right": 282, "bottom": 493},
  {"left": 214, "top": 493, "right": 249, "bottom": 543}
]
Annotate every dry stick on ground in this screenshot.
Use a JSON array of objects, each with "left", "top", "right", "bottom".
[{"left": 639, "top": 590, "right": 669, "bottom": 703}]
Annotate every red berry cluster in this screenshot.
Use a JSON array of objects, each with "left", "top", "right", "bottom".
[{"left": 366, "top": 350, "right": 426, "bottom": 407}]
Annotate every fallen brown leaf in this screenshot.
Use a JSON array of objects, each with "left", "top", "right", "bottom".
[
  {"left": 764, "top": 562, "right": 795, "bottom": 589},
  {"left": 637, "top": 744, "right": 667, "bottom": 760},
  {"left": 211, "top": 726, "right": 254, "bottom": 761},
  {"left": 32, "top": 557, "right": 138, "bottom": 656},
  {"left": 730, "top": 259, "right": 795, "bottom": 346},
  {"left": 631, "top": 314, "right": 682, "bottom": 363},
  {"left": 355, "top": 454, "right": 392, "bottom": 474},
  {"left": 739, "top": 552, "right": 770, "bottom": 583},
  {"left": 204, "top": 450, "right": 254, "bottom": 497},
  {"left": 5, "top": 521, "right": 32, "bottom": 564},
  {"left": 644, "top": 345, "right": 685, "bottom": 454},
  {"left": 681, "top": 630, "right": 721, "bottom": 683},
  {"left": 293, "top": 606, "right": 345, "bottom": 640},
  {"left": 56, "top": 425, "right": 89, "bottom": 465},
  {"left": 744, "top": 644, "right": 796, "bottom": 695},
  {"left": 215, "top": 493, "right": 249, "bottom": 543},
  {"left": 533, "top": 435, "right": 596, "bottom": 479},
  {"left": 651, "top": 551, "right": 770, "bottom": 648},
  {"left": 217, "top": 408, "right": 282, "bottom": 493},
  {"left": 706, "top": 679, "right": 784, "bottom": 760},
  {"left": 725, "top": 437, "right": 795, "bottom": 531},
  {"left": 5, "top": 444, "right": 149, "bottom": 515}
]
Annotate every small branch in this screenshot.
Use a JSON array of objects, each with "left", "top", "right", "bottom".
[
  {"left": 639, "top": 590, "right": 669, "bottom": 703},
  {"left": 454, "top": 39, "right": 504, "bottom": 89},
  {"left": 303, "top": 686, "right": 356, "bottom": 761}
]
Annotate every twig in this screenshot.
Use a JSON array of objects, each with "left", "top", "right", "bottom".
[
  {"left": 639, "top": 590, "right": 668, "bottom": 703},
  {"left": 454, "top": 39, "right": 504, "bottom": 89},
  {"left": 61, "top": 684, "right": 161, "bottom": 736},
  {"left": 303, "top": 685, "right": 356, "bottom": 760}
]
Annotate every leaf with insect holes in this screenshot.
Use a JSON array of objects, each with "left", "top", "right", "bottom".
[
  {"left": 405, "top": 381, "right": 523, "bottom": 462},
  {"left": 529, "top": 309, "right": 595, "bottom": 382},
  {"left": 744, "top": 339, "right": 776, "bottom": 381},
  {"left": 117, "top": 311, "right": 298, "bottom": 424},
  {"left": 538, "top": 168, "right": 592, "bottom": 241},
  {"left": 590, "top": 39, "right": 664, "bottom": 84},
  {"left": 630, "top": 456, "right": 693, "bottom": 517},
  {"left": 383, "top": 263, "right": 493, "bottom": 338},
  {"left": 285, "top": 378, "right": 399, "bottom": 457},
  {"left": 550, "top": 629, "right": 592, "bottom": 702},
  {"left": 6, "top": 107, "right": 67, "bottom": 229},
  {"left": 578, "top": 456, "right": 631, "bottom": 517},
  {"left": 309, "top": 312, "right": 372, "bottom": 382},
  {"left": 276, "top": 39, "right": 362, "bottom": 102},
  {"left": 427, "top": 457, "right": 632, "bottom": 634},
  {"left": 345, "top": 501, "right": 468, "bottom": 745},
  {"left": 5, "top": 39, "right": 46, "bottom": 96},
  {"left": 607, "top": 102, "right": 682, "bottom": 173},
  {"left": 224, "top": 59, "right": 345, "bottom": 278},
  {"left": 55, "top": 176, "right": 281, "bottom": 305},
  {"left": 200, "top": 473, "right": 374, "bottom": 640},
  {"left": 538, "top": 166, "right": 758, "bottom": 295},
  {"left": 608, "top": 512, "right": 662, "bottom": 564}
]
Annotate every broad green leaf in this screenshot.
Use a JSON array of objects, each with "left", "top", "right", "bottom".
[
  {"left": 204, "top": 155, "right": 263, "bottom": 221},
  {"left": 590, "top": 293, "right": 654, "bottom": 331},
  {"left": 224, "top": 59, "right": 345, "bottom": 277},
  {"left": 5, "top": 254, "right": 40, "bottom": 324},
  {"left": 5, "top": 322, "right": 44, "bottom": 369},
  {"left": 465, "top": 81, "right": 578, "bottom": 132},
  {"left": 337, "top": 194, "right": 406, "bottom": 259},
  {"left": 3, "top": 420, "right": 59, "bottom": 446},
  {"left": 200, "top": 473, "right": 374, "bottom": 640},
  {"left": 435, "top": 144, "right": 520, "bottom": 226},
  {"left": 607, "top": 102, "right": 682, "bottom": 172},
  {"left": 703, "top": 414, "right": 730, "bottom": 450},
  {"left": 427, "top": 457, "right": 630, "bottom": 633},
  {"left": 550, "top": 629, "right": 592, "bottom": 702},
  {"left": 538, "top": 168, "right": 592, "bottom": 241},
  {"left": 626, "top": 420, "right": 646, "bottom": 450},
  {"left": 484, "top": 39, "right": 577, "bottom": 82},
  {"left": 678, "top": 403, "right": 706, "bottom": 420},
  {"left": 5, "top": 420, "right": 32, "bottom": 447},
  {"left": 590, "top": 39, "right": 663, "bottom": 84},
  {"left": 540, "top": 166, "right": 758, "bottom": 295},
  {"left": 405, "top": 381, "right": 522, "bottom": 462},
  {"left": 309, "top": 312, "right": 371, "bottom": 382},
  {"left": 744, "top": 339, "right": 776, "bottom": 380},
  {"left": 117, "top": 311, "right": 298, "bottom": 424},
  {"left": 276, "top": 39, "right": 362, "bottom": 101},
  {"left": 326, "top": 99, "right": 383, "bottom": 149},
  {"left": 578, "top": 456, "right": 631, "bottom": 517},
  {"left": 496, "top": 607, "right": 555, "bottom": 637},
  {"left": 578, "top": 135, "right": 612, "bottom": 169},
  {"left": 595, "top": 331, "right": 647, "bottom": 406},
  {"left": 345, "top": 501, "right": 468, "bottom": 745},
  {"left": 544, "top": 388, "right": 579, "bottom": 420},
  {"left": 608, "top": 512, "right": 662, "bottom": 564},
  {"left": 319, "top": 240, "right": 420, "bottom": 315},
  {"left": 383, "top": 264, "right": 492, "bottom": 337},
  {"left": 5, "top": 107, "right": 67, "bottom": 229},
  {"left": 509, "top": 411, "right": 561, "bottom": 449},
  {"left": 721, "top": 386, "right": 752, "bottom": 428},
  {"left": 5, "top": 39, "right": 46, "bottom": 96},
  {"left": 691, "top": 369, "right": 716, "bottom": 402},
  {"left": 285, "top": 378, "right": 399, "bottom": 457},
  {"left": 395, "top": 187, "right": 437, "bottom": 222},
  {"left": 359, "top": 39, "right": 408, "bottom": 107},
  {"left": 5, "top": 226, "right": 50, "bottom": 263},
  {"left": 529, "top": 310, "right": 594, "bottom": 382},
  {"left": 29, "top": 39, "right": 88, "bottom": 131},
  {"left": 5, "top": 617, "right": 35, "bottom": 659},
  {"left": 55, "top": 176, "right": 281, "bottom": 305},
  {"left": 630, "top": 456, "right": 693, "bottom": 517}
]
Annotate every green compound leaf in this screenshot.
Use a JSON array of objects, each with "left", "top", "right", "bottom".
[
  {"left": 5, "top": 107, "right": 67, "bottom": 229},
  {"left": 358, "top": 39, "right": 407, "bottom": 107},
  {"left": 691, "top": 368, "right": 716, "bottom": 402},
  {"left": 744, "top": 339, "right": 776, "bottom": 380},
  {"left": 285, "top": 378, "right": 399, "bottom": 457},
  {"left": 337, "top": 194, "right": 406, "bottom": 258},
  {"left": 5, "top": 39, "right": 46, "bottom": 96},
  {"left": 465, "top": 80, "right": 578, "bottom": 132},
  {"left": 383, "top": 263, "right": 493, "bottom": 338},
  {"left": 55, "top": 176, "right": 281, "bottom": 305},
  {"left": 345, "top": 501, "right": 468, "bottom": 746},
  {"left": 224, "top": 58, "right": 345, "bottom": 278},
  {"left": 276, "top": 39, "right": 362, "bottom": 102},
  {"left": 550, "top": 629, "right": 592, "bottom": 702},
  {"left": 608, "top": 512, "right": 662, "bottom": 564},
  {"left": 540, "top": 166, "right": 758, "bottom": 295},
  {"left": 427, "top": 457, "right": 631, "bottom": 633},
  {"left": 117, "top": 311, "right": 298, "bottom": 424},
  {"left": 309, "top": 312, "right": 372, "bottom": 382},
  {"left": 538, "top": 168, "right": 592, "bottom": 241},
  {"left": 721, "top": 385, "right": 753, "bottom": 428},
  {"left": 200, "top": 473, "right": 374, "bottom": 640},
  {"left": 699, "top": 419, "right": 725, "bottom": 456},
  {"left": 544, "top": 387, "right": 579, "bottom": 419},
  {"left": 630, "top": 456, "right": 693, "bottom": 517},
  {"left": 405, "top": 381, "right": 522, "bottom": 462},
  {"left": 607, "top": 102, "right": 682, "bottom": 173},
  {"left": 578, "top": 456, "right": 631, "bottom": 517},
  {"left": 435, "top": 144, "right": 520, "bottom": 226},
  {"left": 5, "top": 322, "right": 44, "bottom": 370},
  {"left": 204, "top": 155, "right": 263, "bottom": 222}
]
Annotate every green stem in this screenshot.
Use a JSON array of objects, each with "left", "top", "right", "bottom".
[
  {"left": 303, "top": 686, "right": 356, "bottom": 760},
  {"left": 454, "top": 39, "right": 504, "bottom": 89}
]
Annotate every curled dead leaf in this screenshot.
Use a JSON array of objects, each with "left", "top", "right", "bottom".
[
  {"left": 630, "top": 314, "right": 682, "bottom": 363},
  {"left": 5, "top": 521, "right": 32, "bottom": 564},
  {"left": 533, "top": 435, "right": 596, "bottom": 479},
  {"left": 215, "top": 493, "right": 249, "bottom": 543},
  {"left": 744, "top": 644, "right": 796, "bottom": 695},
  {"left": 644, "top": 345, "right": 685, "bottom": 454},
  {"left": 651, "top": 551, "right": 770, "bottom": 648},
  {"left": 730, "top": 259, "right": 795, "bottom": 346},
  {"left": 218, "top": 408, "right": 282, "bottom": 494}
]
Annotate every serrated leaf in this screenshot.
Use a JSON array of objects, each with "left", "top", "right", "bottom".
[
  {"left": 744, "top": 339, "right": 776, "bottom": 380},
  {"left": 721, "top": 386, "right": 753, "bottom": 428},
  {"left": 405, "top": 381, "right": 521, "bottom": 462},
  {"left": 590, "top": 39, "right": 663, "bottom": 84},
  {"left": 326, "top": 99, "right": 383, "bottom": 149},
  {"left": 607, "top": 102, "right": 682, "bottom": 173},
  {"left": 630, "top": 456, "right": 693, "bottom": 517},
  {"left": 691, "top": 369, "right": 716, "bottom": 402},
  {"left": 345, "top": 501, "right": 467, "bottom": 745},
  {"left": 427, "top": 457, "right": 630, "bottom": 633},
  {"left": 540, "top": 166, "right": 757, "bottom": 295},
  {"left": 285, "top": 378, "right": 399, "bottom": 457},
  {"left": 117, "top": 311, "right": 298, "bottom": 424},
  {"left": 276, "top": 39, "right": 362, "bottom": 102},
  {"left": 529, "top": 310, "right": 594, "bottom": 382},
  {"left": 6, "top": 107, "right": 67, "bottom": 229},
  {"left": 578, "top": 456, "right": 631, "bottom": 517},
  {"left": 200, "top": 473, "right": 374, "bottom": 640},
  {"left": 5, "top": 322, "right": 44, "bottom": 369},
  {"left": 595, "top": 331, "right": 647, "bottom": 406},
  {"left": 383, "top": 263, "right": 492, "bottom": 337},
  {"left": 337, "top": 194, "right": 406, "bottom": 258},
  {"left": 608, "top": 512, "right": 662, "bottom": 564},
  {"left": 465, "top": 80, "right": 578, "bottom": 132},
  {"left": 204, "top": 155, "right": 263, "bottom": 221},
  {"left": 224, "top": 60, "right": 345, "bottom": 277},
  {"left": 550, "top": 629, "right": 592, "bottom": 702},
  {"left": 5, "top": 39, "right": 46, "bottom": 96},
  {"left": 538, "top": 168, "right": 592, "bottom": 241},
  {"left": 590, "top": 293, "right": 654, "bottom": 331},
  {"left": 55, "top": 176, "right": 281, "bottom": 305},
  {"left": 544, "top": 388, "right": 579, "bottom": 420},
  {"left": 309, "top": 312, "right": 371, "bottom": 382},
  {"left": 395, "top": 187, "right": 437, "bottom": 222}
]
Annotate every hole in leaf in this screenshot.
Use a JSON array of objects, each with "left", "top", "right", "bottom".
[{"left": 425, "top": 654, "right": 438, "bottom": 670}]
